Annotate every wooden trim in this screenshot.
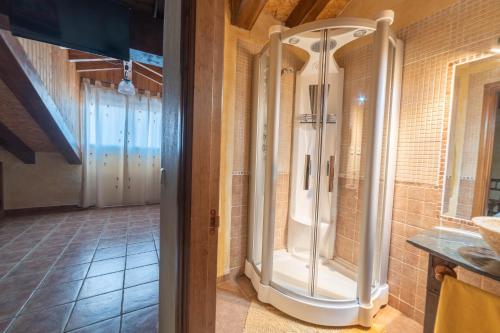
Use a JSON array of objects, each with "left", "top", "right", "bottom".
[
  {"left": 75, "top": 61, "right": 122, "bottom": 72},
  {"left": 134, "top": 65, "right": 163, "bottom": 85},
  {"left": 472, "top": 81, "right": 500, "bottom": 217},
  {"left": 286, "top": 0, "right": 330, "bottom": 27},
  {"left": 159, "top": 0, "right": 223, "bottom": 331},
  {"left": 135, "top": 61, "right": 163, "bottom": 78},
  {"left": 230, "top": 0, "right": 268, "bottom": 30},
  {"left": 0, "top": 121, "right": 35, "bottom": 163},
  {"left": 68, "top": 49, "right": 115, "bottom": 63},
  {"left": 159, "top": 0, "right": 189, "bottom": 331},
  {"left": 4, "top": 205, "right": 82, "bottom": 217},
  {"left": 134, "top": 69, "right": 162, "bottom": 86},
  {"left": 0, "top": 30, "right": 81, "bottom": 164}
]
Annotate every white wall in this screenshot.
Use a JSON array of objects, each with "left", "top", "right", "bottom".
[{"left": 0, "top": 149, "right": 82, "bottom": 210}]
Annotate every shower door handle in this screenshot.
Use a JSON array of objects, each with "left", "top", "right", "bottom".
[
  {"left": 304, "top": 154, "right": 311, "bottom": 190},
  {"left": 328, "top": 156, "right": 335, "bottom": 192}
]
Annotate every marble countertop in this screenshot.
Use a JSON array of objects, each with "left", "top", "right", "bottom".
[{"left": 407, "top": 227, "right": 500, "bottom": 281}]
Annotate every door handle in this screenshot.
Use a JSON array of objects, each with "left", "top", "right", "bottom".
[
  {"left": 304, "top": 154, "right": 311, "bottom": 190},
  {"left": 328, "top": 155, "right": 335, "bottom": 192}
]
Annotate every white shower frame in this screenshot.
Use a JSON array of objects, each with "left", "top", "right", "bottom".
[{"left": 246, "top": 13, "right": 404, "bottom": 327}]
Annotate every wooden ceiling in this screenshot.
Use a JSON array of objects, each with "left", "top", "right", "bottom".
[
  {"left": 232, "top": 0, "right": 459, "bottom": 31},
  {"left": 70, "top": 49, "right": 163, "bottom": 95},
  {"left": 231, "top": 0, "right": 351, "bottom": 30}
]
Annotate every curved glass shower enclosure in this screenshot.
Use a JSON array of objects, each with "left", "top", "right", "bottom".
[{"left": 246, "top": 12, "right": 403, "bottom": 327}]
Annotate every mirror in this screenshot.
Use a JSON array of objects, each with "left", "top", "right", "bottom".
[{"left": 443, "top": 55, "right": 500, "bottom": 219}]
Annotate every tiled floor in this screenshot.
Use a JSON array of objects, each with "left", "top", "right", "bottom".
[
  {"left": 0, "top": 205, "right": 159, "bottom": 333},
  {"left": 1, "top": 205, "right": 422, "bottom": 333},
  {"left": 216, "top": 276, "right": 424, "bottom": 333}
]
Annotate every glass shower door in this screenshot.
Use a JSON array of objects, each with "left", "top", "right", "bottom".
[
  {"left": 311, "top": 29, "right": 358, "bottom": 301},
  {"left": 270, "top": 31, "right": 325, "bottom": 298}
]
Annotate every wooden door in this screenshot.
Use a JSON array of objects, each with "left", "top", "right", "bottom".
[{"left": 159, "top": 0, "right": 224, "bottom": 332}]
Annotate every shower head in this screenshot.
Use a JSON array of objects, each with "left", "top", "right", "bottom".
[{"left": 310, "top": 39, "right": 337, "bottom": 53}]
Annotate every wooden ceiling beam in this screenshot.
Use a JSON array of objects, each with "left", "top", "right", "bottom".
[
  {"left": 0, "top": 121, "right": 35, "bottom": 164},
  {"left": 76, "top": 61, "right": 123, "bottom": 72},
  {"left": 133, "top": 65, "right": 162, "bottom": 86},
  {"left": 231, "top": 0, "right": 269, "bottom": 30},
  {"left": 134, "top": 61, "right": 163, "bottom": 78},
  {"left": 68, "top": 50, "right": 115, "bottom": 63},
  {"left": 286, "top": 0, "right": 331, "bottom": 27},
  {"left": 0, "top": 30, "right": 81, "bottom": 164}
]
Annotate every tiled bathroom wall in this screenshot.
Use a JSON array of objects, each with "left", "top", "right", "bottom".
[
  {"left": 393, "top": 0, "right": 500, "bottom": 322},
  {"left": 229, "top": 39, "right": 257, "bottom": 275}
]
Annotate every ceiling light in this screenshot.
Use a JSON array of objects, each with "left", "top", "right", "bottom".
[
  {"left": 118, "top": 61, "right": 135, "bottom": 96},
  {"left": 354, "top": 30, "right": 367, "bottom": 38}
]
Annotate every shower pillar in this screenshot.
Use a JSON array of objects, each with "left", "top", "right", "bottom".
[
  {"left": 380, "top": 39, "right": 404, "bottom": 286},
  {"left": 260, "top": 26, "right": 283, "bottom": 287},
  {"left": 358, "top": 10, "right": 393, "bottom": 326}
]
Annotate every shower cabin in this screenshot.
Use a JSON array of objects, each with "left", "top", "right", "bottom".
[{"left": 246, "top": 11, "right": 403, "bottom": 327}]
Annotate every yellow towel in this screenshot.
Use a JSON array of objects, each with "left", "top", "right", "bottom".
[{"left": 435, "top": 275, "right": 500, "bottom": 333}]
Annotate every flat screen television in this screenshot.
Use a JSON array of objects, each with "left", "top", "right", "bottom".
[{"left": 9, "top": 0, "right": 130, "bottom": 60}]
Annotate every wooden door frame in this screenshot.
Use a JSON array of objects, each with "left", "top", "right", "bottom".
[
  {"left": 472, "top": 81, "right": 500, "bottom": 217},
  {"left": 159, "top": 0, "right": 224, "bottom": 332}
]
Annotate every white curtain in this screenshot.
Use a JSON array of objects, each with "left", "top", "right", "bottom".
[{"left": 81, "top": 79, "right": 162, "bottom": 207}]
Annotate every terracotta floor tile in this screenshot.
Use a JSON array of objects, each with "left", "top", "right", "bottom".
[
  {"left": 0, "top": 249, "right": 30, "bottom": 265},
  {"left": 8, "top": 302, "right": 73, "bottom": 333},
  {"left": 126, "top": 241, "right": 156, "bottom": 255},
  {"left": 0, "top": 272, "right": 45, "bottom": 296},
  {"left": 0, "top": 317, "right": 12, "bottom": 332},
  {"left": 65, "top": 240, "right": 98, "bottom": 251},
  {"left": 56, "top": 251, "right": 95, "bottom": 267},
  {"left": 79, "top": 271, "right": 124, "bottom": 299},
  {"left": 124, "top": 264, "right": 159, "bottom": 288},
  {"left": 0, "top": 290, "right": 32, "bottom": 320},
  {"left": 126, "top": 251, "right": 158, "bottom": 269},
  {"left": 87, "top": 257, "right": 125, "bottom": 277},
  {"left": 6, "top": 257, "right": 55, "bottom": 277},
  {"left": 93, "top": 245, "right": 126, "bottom": 261},
  {"left": 65, "top": 290, "right": 122, "bottom": 331},
  {"left": 121, "top": 305, "right": 158, "bottom": 333},
  {"left": 97, "top": 236, "right": 127, "bottom": 249},
  {"left": 24, "top": 245, "right": 66, "bottom": 260},
  {"left": 122, "top": 281, "right": 159, "bottom": 313},
  {"left": 0, "top": 207, "right": 160, "bottom": 332},
  {"left": 216, "top": 287, "right": 251, "bottom": 333},
  {"left": 23, "top": 280, "right": 83, "bottom": 314},
  {"left": 0, "top": 263, "right": 13, "bottom": 278},
  {"left": 69, "top": 316, "right": 121, "bottom": 333},
  {"left": 41, "top": 263, "right": 90, "bottom": 287},
  {"left": 127, "top": 232, "right": 153, "bottom": 244}
]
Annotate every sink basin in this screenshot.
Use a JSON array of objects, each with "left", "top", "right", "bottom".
[{"left": 472, "top": 217, "right": 500, "bottom": 256}]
